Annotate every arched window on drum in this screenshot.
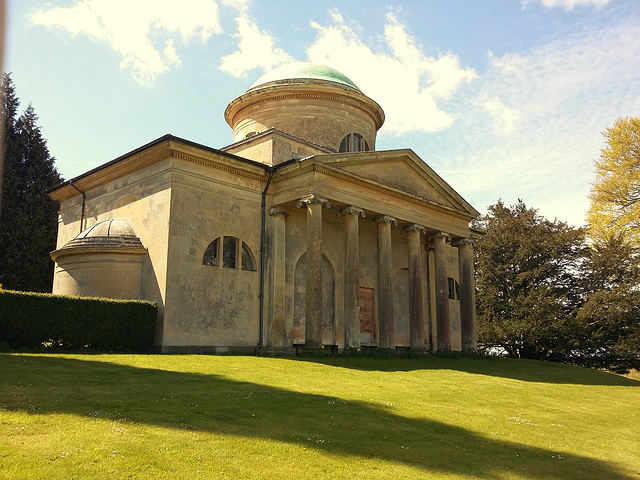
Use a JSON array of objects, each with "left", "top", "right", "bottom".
[{"left": 339, "top": 133, "right": 370, "bottom": 153}]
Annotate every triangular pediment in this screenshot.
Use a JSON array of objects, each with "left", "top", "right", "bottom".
[{"left": 315, "top": 149, "right": 479, "bottom": 218}]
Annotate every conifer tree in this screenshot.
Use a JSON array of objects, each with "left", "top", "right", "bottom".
[
  {"left": 474, "top": 200, "right": 586, "bottom": 360},
  {"left": 475, "top": 200, "right": 639, "bottom": 372},
  {"left": 0, "top": 74, "right": 62, "bottom": 292},
  {"left": 575, "top": 234, "right": 640, "bottom": 373}
]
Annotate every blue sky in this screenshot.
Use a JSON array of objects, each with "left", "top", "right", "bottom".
[{"left": 6, "top": 0, "right": 640, "bottom": 227}]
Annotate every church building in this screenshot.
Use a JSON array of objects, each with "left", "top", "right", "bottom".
[{"left": 48, "top": 62, "right": 479, "bottom": 354}]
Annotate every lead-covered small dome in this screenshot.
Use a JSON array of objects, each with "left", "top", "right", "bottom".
[
  {"left": 51, "top": 218, "right": 145, "bottom": 259},
  {"left": 249, "top": 62, "right": 361, "bottom": 91}
]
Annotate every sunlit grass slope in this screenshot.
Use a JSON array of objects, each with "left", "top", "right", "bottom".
[{"left": 1, "top": 354, "right": 638, "bottom": 479}]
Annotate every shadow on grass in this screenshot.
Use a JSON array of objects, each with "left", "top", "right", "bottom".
[
  {"left": 292, "top": 354, "right": 640, "bottom": 386},
  {"left": 0, "top": 354, "right": 635, "bottom": 479}
]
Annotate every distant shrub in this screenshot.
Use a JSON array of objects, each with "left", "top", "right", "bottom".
[{"left": 0, "top": 289, "right": 157, "bottom": 352}]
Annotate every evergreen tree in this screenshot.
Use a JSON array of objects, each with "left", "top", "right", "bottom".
[
  {"left": 0, "top": 74, "right": 62, "bottom": 292},
  {"left": 573, "top": 235, "right": 640, "bottom": 373},
  {"left": 474, "top": 200, "right": 586, "bottom": 360},
  {"left": 475, "top": 200, "right": 640, "bottom": 372}
]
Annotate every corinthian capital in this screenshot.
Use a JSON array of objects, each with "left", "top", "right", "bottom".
[{"left": 296, "top": 195, "right": 331, "bottom": 209}]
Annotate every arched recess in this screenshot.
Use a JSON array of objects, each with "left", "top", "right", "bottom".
[
  {"left": 293, "top": 253, "right": 336, "bottom": 345},
  {"left": 393, "top": 267, "right": 410, "bottom": 347}
]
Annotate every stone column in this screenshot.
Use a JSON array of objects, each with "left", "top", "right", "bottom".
[
  {"left": 340, "top": 206, "right": 365, "bottom": 349},
  {"left": 404, "top": 224, "right": 427, "bottom": 351},
  {"left": 431, "top": 232, "right": 451, "bottom": 351},
  {"left": 267, "top": 206, "right": 288, "bottom": 352},
  {"left": 374, "top": 215, "right": 397, "bottom": 349},
  {"left": 296, "top": 195, "right": 331, "bottom": 349},
  {"left": 453, "top": 238, "right": 477, "bottom": 351}
]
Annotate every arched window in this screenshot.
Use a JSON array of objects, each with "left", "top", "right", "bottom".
[
  {"left": 223, "top": 236, "right": 237, "bottom": 268},
  {"left": 202, "top": 238, "right": 219, "bottom": 266},
  {"left": 339, "top": 133, "right": 370, "bottom": 153},
  {"left": 241, "top": 242, "right": 256, "bottom": 271},
  {"left": 203, "top": 236, "right": 256, "bottom": 271}
]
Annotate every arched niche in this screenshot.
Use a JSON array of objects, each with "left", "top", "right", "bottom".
[{"left": 292, "top": 253, "right": 336, "bottom": 346}]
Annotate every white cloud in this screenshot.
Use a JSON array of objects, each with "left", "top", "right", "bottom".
[
  {"left": 306, "top": 11, "right": 477, "bottom": 135},
  {"left": 474, "top": 94, "right": 522, "bottom": 135},
  {"left": 220, "top": 0, "right": 251, "bottom": 14},
  {"left": 217, "top": 10, "right": 475, "bottom": 134},
  {"left": 523, "top": 0, "right": 612, "bottom": 9},
  {"left": 30, "top": 0, "right": 224, "bottom": 86},
  {"left": 546, "top": 0, "right": 612, "bottom": 8},
  {"left": 482, "top": 20, "right": 640, "bottom": 121},
  {"left": 438, "top": 18, "right": 640, "bottom": 227},
  {"left": 220, "top": 15, "right": 294, "bottom": 78}
]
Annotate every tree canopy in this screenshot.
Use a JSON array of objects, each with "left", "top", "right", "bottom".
[
  {"left": 0, "top": 74, "right": 62, "bottom": 292},
  {"left": 475, "top": 200, "right": 639, "bottom": 373},
  {"left": 588, "top": 117, "right": 640, "bottom": 244},
  {"left": 474, "top": 200, "right": 586, "bottom": 361}
]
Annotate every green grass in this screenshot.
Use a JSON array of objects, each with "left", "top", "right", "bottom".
[{"left": 1, "top": 354, "right": 638, "bottom": 479}]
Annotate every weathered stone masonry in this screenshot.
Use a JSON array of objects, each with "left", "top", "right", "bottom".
[{"left": 48, "top": 62, "right": 479, "bottom": 353}]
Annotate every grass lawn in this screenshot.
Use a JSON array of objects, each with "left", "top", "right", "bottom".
[{"left": 1, "top": 353, "right": 638, "bottom": 479}]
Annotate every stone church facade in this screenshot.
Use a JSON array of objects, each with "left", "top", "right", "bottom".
[{"left": 49, "top": 63, "right": 479, "bottom": 354}]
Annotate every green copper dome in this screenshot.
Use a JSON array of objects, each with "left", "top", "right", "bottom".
[{"left": 250, "top": 62, "right": 360, "bottom": 91}]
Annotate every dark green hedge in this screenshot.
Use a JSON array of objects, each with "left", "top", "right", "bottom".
[{"left": 0, "top": 289, "right": 157, "bottom": 352}]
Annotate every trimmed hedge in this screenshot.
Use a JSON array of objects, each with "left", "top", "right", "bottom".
[{"left": 0, "top": 289, "right": 157, "bottom": 352}]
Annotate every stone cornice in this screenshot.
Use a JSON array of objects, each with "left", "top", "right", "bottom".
[
  {"left": 169, "top": 170, "right": 264, "bottom": 202},
  {"left": 170, "top": 151, "right": 265, "bottom": 182},
  {"left": 49, "top": 135, "right": 271, "bottom": 202},
  {"left": 51, "top": 246, "right": 147, "bottom": 262},
  {"left": 273, "top": 161, "right": 473, "bottom": 221},
  {"left": 225, "top": 83, "right": 384, "bottom": 130},
  {"left": 319, "top": 149, "right": 480, "bottom": 218}
]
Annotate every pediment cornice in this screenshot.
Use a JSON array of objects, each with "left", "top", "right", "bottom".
[{"left": 272, "top": 152, "right": 478, "bottom": 220}]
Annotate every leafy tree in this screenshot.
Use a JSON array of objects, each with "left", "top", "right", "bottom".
[
  {"left": 583, "top": 116, "right": 640, "bottom": 372},
  {"left": 588, "top": 117, "right": 640, "bottom": 243},
  {"left": 474, "top": 200, "right": 586, "bottom": 360},
  {"left": 0, "top": 74, "right": 62, "bottom": 292}
]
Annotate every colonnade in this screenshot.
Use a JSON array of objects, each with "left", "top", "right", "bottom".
[{"left": 269, "top": 194, "right": 477, "bottom": 352}]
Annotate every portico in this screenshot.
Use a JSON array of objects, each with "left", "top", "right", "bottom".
[{"left": 263, "top": 149, "right": 479, "bottom": 353}]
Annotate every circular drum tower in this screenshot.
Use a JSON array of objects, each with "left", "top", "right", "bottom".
[{"left": 224, "top": 62, "right": 385, "bottom": 154}]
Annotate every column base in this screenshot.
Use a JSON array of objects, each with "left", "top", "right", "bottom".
[
  {"left": 294, "top": 344, "right": 338, "bottom": 356},
  {"left": 264, "top": 346, "right": 296, "bottom": 357}
]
